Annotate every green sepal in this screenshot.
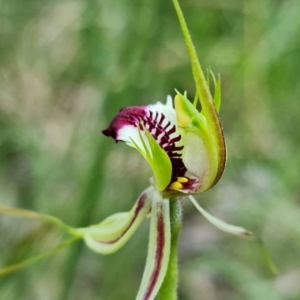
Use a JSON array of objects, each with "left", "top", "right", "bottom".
[
  {"left": 189, "top": 196, "right": 253, "bottom": 237},
  {"left": 0, "top": 205, "right": 80, "bottom": 237},
  {"left": 189, "top": 195, "right": 278, "bottom": 276},
  {"left": 172, "top": 0, "right": 226, "bottom": 188},
  {"left": 0, "top": 237, "right": 80, "bottom": 277},
  {"left": 136, "top": 192, "right": 171, "bottom": 300},
  {"left": 0, "top": 205, "right": 82, "bottom": 276}
]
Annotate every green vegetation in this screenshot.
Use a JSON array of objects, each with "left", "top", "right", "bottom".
[{"left": 0, "top": 0, "right": 300, "bottom": 299}]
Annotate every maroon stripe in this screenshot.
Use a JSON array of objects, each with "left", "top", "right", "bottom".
[
  {"left": 96, "top": 193, "right": 147, "bottom": 244},
  {"left": 168, "top": 135, "right": 181, "bottom": 144},
  {"left": 143, "top": 207, "right": 165, "bottom": 300},
  {"left": 163, "top": 121, "right": 171, "bottom": 130},
  {"left": 158, "top": 114, "right": 165, "bottom": 126},
  {"left": 166, "top": 124, "right": 176, "bottom": 135},
  {"left": 149, "top": 111, "right": 153, "bottom": 120},
  {"left": 163, "top": 145, "right": 184, "bottom": 152}
]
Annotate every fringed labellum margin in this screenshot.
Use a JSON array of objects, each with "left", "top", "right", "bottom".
[{"left": 102, "top": 91, "right": 226, "bottom": 197}]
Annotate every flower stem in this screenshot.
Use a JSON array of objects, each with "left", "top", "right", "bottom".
[{"left": 158, "top": 198, "right": 182, "bottom": 300}]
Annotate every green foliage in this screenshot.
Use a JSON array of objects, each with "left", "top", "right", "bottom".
[{"left": 0, "top": 0, "right": 300, "bottom": 299}]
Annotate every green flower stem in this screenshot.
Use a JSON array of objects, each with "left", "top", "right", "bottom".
[{"left": 158, "top": 198, "right": 182, "bottom": 300}]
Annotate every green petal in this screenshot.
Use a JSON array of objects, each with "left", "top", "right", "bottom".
[
  {"left": 76, "top": 188, "right": 153, "bottom": 255},
  {"left": 136, "top": 192, "right": 171, "bottom": 300}
]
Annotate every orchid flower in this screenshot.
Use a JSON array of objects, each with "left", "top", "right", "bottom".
[
  {"left": 73, "top": 1, "right": 254, "bottom": 295},
  {"left": 0, "top": 0, "right": 277, "bottom": 298},
  {"left": 74, "top": 89, "right": 252, "bottom": 298}
]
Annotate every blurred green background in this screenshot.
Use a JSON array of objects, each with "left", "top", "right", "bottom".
[{"left": 0, "top": 0, "right": 300, "bottom": 299}]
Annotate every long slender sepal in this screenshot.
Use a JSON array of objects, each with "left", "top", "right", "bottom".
[
  {"left": 189, "top": 196, "right": 278, "bottom": 274},
  {"left": 256, "top": 237, "right": 278, "bottom": 276},
  {"left": 77, "top": 188, "right": 153, "bottom": 255},
  {"left": 171, "top": 0, "right": 217, "bottom": 121},
  {"left": 189, "top": 196, "right": 252, "bottom": 237},
  {"left": 0, "top": 237, "right": 80, "bottom": 277},
  {"left": 0, "top": 205, "right": 80, "bottom": 236},
  {"left": 136, "top": 192, "right": 171, "bottom": 300},
  {"left": 171, "top": 0, "right": 226, "bottom": 186}
]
